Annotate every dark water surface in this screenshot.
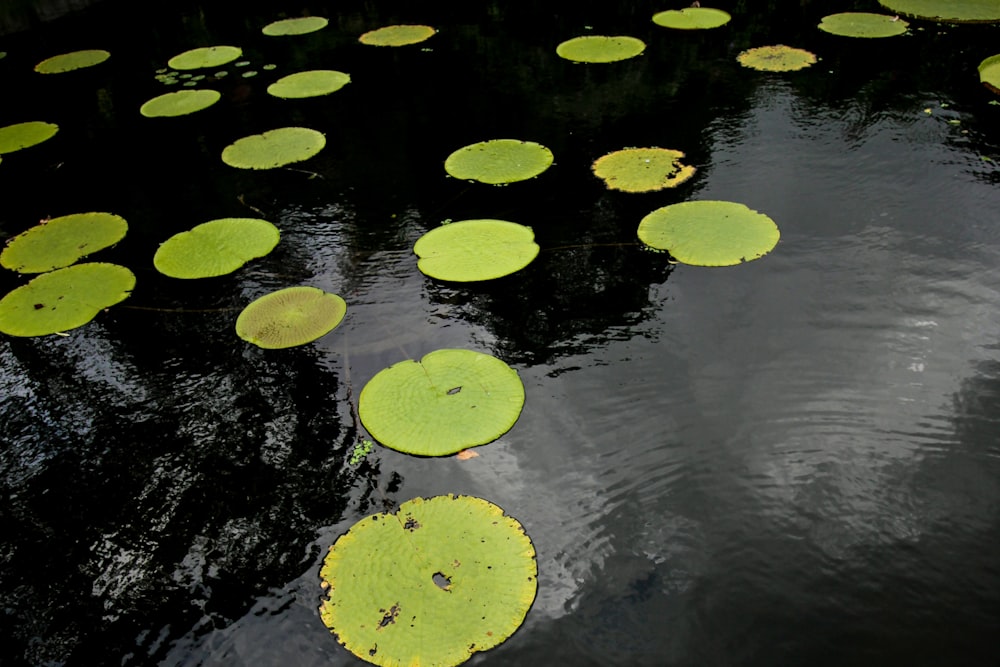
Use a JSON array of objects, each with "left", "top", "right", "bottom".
[{"left": 1, "top": 1, "right": 999, "bottom": 665}]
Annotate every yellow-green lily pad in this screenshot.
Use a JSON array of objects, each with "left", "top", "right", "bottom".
[
  {"left": 359, "top": 24, "right": 437, "bottom": 47},
  {"left": 266, "top": 70, "right": 351, "bottom": 99},
  {"left": 878, "top": 0, "right": 1000, "bottom": 23},
  {"left": 592, "top": 147, "right": 696, "bottom": 193},
  {"left": 444, "top": 139, "right": 553, "bottom": 185},
  {"left": 818, "top": 12, "right": 909, "bottom": 37},
  {"left": 262, "top": 16, "right": 328, "bottom": 36},
  {"left": 167, "top": 45, "right": 242, "bottom": 70},
  {"left": 153, "top": 218, "right": 280, "bottom": 279},
  {"left": 236, "top": 286, "right": 347, "bottom": 349},
  {"left": 34, "top": 49, "right": 110, "bottom": 74},
  {"left": 979, "top": 54, "right": 1000, "bottom": 94},
  {"left": 413, "top": 219, "right": 539, "bottom": 282},
  {"left": 0, "top": 121, "right": 58, "bottom": 154},
  {"left": 737, "top": 45, "right": 817, "bottom": 72},
  {"left": 1, "top": 212, "right": 128, "bottom": 274},
  {"left": 221, "top": 127, "right": 326, "bottom": 169},
  {"left": 556, "top": 35, "right": 646, "bottom": 63},
  {"left": 652, "top": 7, "right": 732, "bottom": 29},
  {"left": 139, "top": 89, "right": 221, "bottom": 117}
]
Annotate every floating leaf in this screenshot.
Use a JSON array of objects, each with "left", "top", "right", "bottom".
[
  {"left": 638, "top": 200, "right": 780, "bottom": 266},
  {"left": 0, "top": 121, "right": 58, "bottom": 154},
  {"left": 878, "top": 0, "right": 1000, "bottom": 23},
  {"left": 413, "top": 219, "right": 539, "bottom": 282},
  {"left": 359, "top": 349, "right": 525, "bottom": 456},
  {"left": 818, "top": 12, "right": 909, "bottom": 37},
  {"left": 167, "top": 45, "right": 242, "bottom": 70},
  {"left": 556, "top": 35, "right": 646, "bottom": 63},
  {"left": 139, "top": 89, "right": 221, "bottom": 117},
  {"left": 1, "top": 212, "right": 128, "bottom": 274},
  {"left": 266, "top": 70, "right": 351, "bottom": 99},
  {"left": 236, "top": 286, "right": 346, "bottom": 349},
  {"left": 34, "top": 49, "right": 110, "bottom": 74},
  {"left": 320, "top": 494, "right": 536, "bottom": 667},
  {"left": 652, "top": 7, "right": 732, "bottom": 29},
  {"left": 153, "top": 218, "right": 279, "bottom": 279},
  {"left": 444, "top": 139, "right": 553, "bottom": 185},
  {"left": 359, "top": 24, "right": 437, "bottom": 46},
  {"left": 592, "top": 147, "right": 696, "bottom": 192},
  {"left": 0, "top": 263, "right": 135, "bottom": 337},
  {"left": 736, "top": 45, "right": 817, "bottom": 72},
  {"left": 979, "top": 54, "right": 1000, "bottom": 94},
  {"left": 221, "top": 127, "right": 325, "bottom": 169},
  {"left": 262, "top": 16, "right": 329, "bottom": 36}
]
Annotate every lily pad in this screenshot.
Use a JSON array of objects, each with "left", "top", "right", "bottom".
[
  {"left": 444, "top": 139, "right": 553, "bottom": 185},
  {"left": 878, "top": 0, "right": 1000, "bottom": 23},
  {"left": 139, "top": 89, "right": 221, "bottom": 117},
  {"left": 0, "top": 263, "right": 135, "bottom": 337},
  {"left": 359, "top": 24, "right": 437, "bottom": 47},
  {"left": 818, "top": 12, "right": 909, "bottom": 37},
  {"left": 221, "top": 127, "right": 325, "bottom": 169},
  {"left": 359, "top": 348, "right": 525, "bottom": 456},
  {"left": 0, "top": 121, "right": 58, "bottom": 154},
  {"left": 1, "top": 212, "right": 128, "bottom": 274},
  {"left": 153, "top": 218, "right": 279, "bottom": 279},
  {"left": 736, "top": 45, "right": 817, "bottom": 72},
  {"left": 320, "top": 494, "right": 536, "bottom": 667},
  {"left": 34, "top": 49, "right": 110, "bottom": 73},
  {"left": 592, "top": 147, "right": 696, "bottom": 193},
  {"left": 167, "top": 45, "right": 242, "bottom": 70},
  {"left": 266, "top": 70, "right": 351, "bottom": 99},
  {"left": 413, "top": 219, "right": 539, "bottom": 282},
  {"left": 652, "top": 7, "right": 732, "bottom": 29},
  {"left": 262, "top": 16, "right": 329, "bottom": 36},
  {"left": 556, "top": 35, "right": 646, "bottom": 63},
  {"left": 638, "top": 200, "right": 780, "bottom": 266},
  {"left": 236, "top": 286, "right": 346, "bottom": 349},
  {"left": 979, "top": 54, "right": 1000, "bottom": 94}
]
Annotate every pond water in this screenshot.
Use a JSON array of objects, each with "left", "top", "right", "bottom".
[{"left": 1, "top": 0, "right": 999, "bottom": 665}]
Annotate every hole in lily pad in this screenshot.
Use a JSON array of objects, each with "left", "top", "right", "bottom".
[
  {"left": 167, "top": 45, "right": 242, "bottom": 70},
  {"left": 556, "top": 35, "right": 646, "bottom": 63},
  {"left": 359, "top": 348, "right": 525, "bottom": 456},
  {"left": 34, "top": 49, "right": 110, "bottom": 74},
  {"left": 638, "top": 200, "right": 780, "bottom": 267},
  {"left": 444, "top": 139, "right": 553, "bottom": 185},
  {"left": 221, "top": 127, "right": 326, "bottom": 170},
  {"left": 979, "top": 54, "right": 1000, "bottom": 94},
  {"left": 592, "top": 147, "right": 696, "bottom": 192},
  {"left": 878, "top": 0, "right": 1000, "bottom": 23},
  {"left": 153, "top": 217, "right": 279, "bottom": 279},
  {"left": 652, "top": 7, "right": 732, "bottom": 30},
  {"left": 736, "top": 45, "right": 817, "bottom": 72},
  {"left": 236, "top": 286, "right": 346, "bottom": 349},
  {"left": 359, "top": 24, "right": 437, "bottom": 47},
  {"left": 139, "top": 89, "right": 221, "bottom": 117},
  {"left": 320, "top": 494, "right": 536, "bottom": 667},
  {"left": 266, "top": 70, "right": 350, "bottom": 99},
  {"left": 413, "top": 219, "right": 539, "bottom": 282},
  {"left": 0, "top": 121, "right": 59, "bottom": 155},
  {"left": 818, "top": 12, "right": 909, "bottom": 37},
  {"left": 1, "top": 212, "right": 127, "bottom": 274},
  {"left": 262, "top": 16, "right": 328, "bottom": 36}
]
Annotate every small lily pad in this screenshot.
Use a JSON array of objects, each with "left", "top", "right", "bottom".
[
  {"left": 262, "top": 16, "right": 329, "bottom": 36},
  {"left": 592, "top": 147, "right": 696, "bottom": 192},
  {"left": 221, "top": 127, "right": 326, "bottom": 169},
  {"left": 359, "top": 24, "right": 437, "bottom": 46},
  {"left": 652, "top": 7, "right": 732, "bottom": 29},
  {"left": 266, "top": 70, "right": 351, "bottom": 99},
  {"left": 34, "top": 49, "right": 110, "bottom": 73},
  {"left": 153, "top": 218, "right": 279, "bottom": 279},
  {"left": 638, "top": 200, "right": 780, "bottom": 266},
  {"left": 979, "top": 54, "right": 1000, "bottom": 94},
  {"left": 0, "top": 121, "right": 58, "bottom": 154},
  {"left": 444, "top": 139, "right": 553, "bottom": 185},
  {"left": 359, "top": 348, "right": 525, "bottom": 456},
  {"left": 414, "top": 219, "right": 539, "bottom": 282},
  {"left": 1, "top": 212, "right": 128, "bottom": 274},
  {"left": 878, "top": 0, "right": 1000, "bottom": 23},
  {"left": 737, "top": 45, "right": 817, "bottom": 72},
  {"left": 167, "top": 45, "right": 242, "bottom": 70},
  {"left": 818, "top": 12, "right": 909, "bottom": 37},
  {"left": 139, "top": 89, "right": 221, "bottom": 117},
  {"left": 556, "top": 35, "right": 646, "bottom": 63},
  {"left": 236, "top": 286, "right": 346, "bottom": 349},
  {"left": 0, "top": 263, "right": 135, "bottom": 337}
]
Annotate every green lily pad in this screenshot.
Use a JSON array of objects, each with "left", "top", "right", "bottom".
[
  {"left": 0, "top": 121, "right": 58, "bottom": 154},
  {"left": 262, "top": 16, "right": 329, "bottom": 36},
  {"left": 167, "top": 45, "right": 242, "bottom": 70},
  {"left": 592, "top": 147, "right": 696, "bottom": 193},
  {"left": 1, "top": 212, "right": 128, "bottom": 274},
  {"left": 413, "top": 219, "right": 539, "bottom": 282},
  {"left": 556, "top": 35, "right": 646, "bottom": 63},
  {"left": 153, "top": 217, "right": 280, "bottom": 279},
  {"left": 236, "top": 286, "right": 346, "bottom": 349},
  {"left": 139, "top": 89, "right": 221, "bottom": 117},
  {"left": 359, "top": 24, "right": 437, "bottom": 46},
  {"left": 221, "top": 127, "right": 326, "bottom": 169},
  {"left": 359, "top": 348, "right": 525, "bottom": 456},
  {"left": 878, "top": 0, "right": 1000, "bottom": 23},
  {"left": 818, "top": 12, "right": 909, "bottom": 37},
  {"left": 652, "top": 7, "right": 732, "bottom": 29},
  {"left": 737, "top": 45, "right": 817, "bottom": 72},
  {"left": 0, "top": 263, "right": 135, "bottom": 337},
  {"left": 266, "top": 70, "right": 351, "bottom": 99},
  {"left": 444, "top": 139, "right": 553, "bottom": 185},
  {"left": 979, "top": 54, "right": 1000, "bottom": 94},
  {"left": 638, "top": 200, "right": 780, "bottom": 266},
  {"left": 34, "top": 49, "right": 110, "bottom": 74},
  {"left": 320, "top": 494, "right": 536, "bottom": 667}
]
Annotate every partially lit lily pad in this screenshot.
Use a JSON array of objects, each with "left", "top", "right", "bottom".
[
  {"left": 153, "top": 218, "right": 279, "bottom": 279},
  {"left": 236, "top": 286, "right": 346, "bottom": 349},
  {"left": 359, "top": 25, "right": 437, "bottom": 47},
  {"left": 592, "top": 147, "right": 696, "bottom": 193},
  {"left": 0, "top": 121, "right": 58, "bottom": 154},
  {"left": 556, "top": 35, "right": 646, "bottom": 63},
  {"left": 652, "top": 7, "right": 732, "bottom": 29},
  {"left": 979, "top": 54, "right": 1000, "bottom": 94},
  {"left": 267, "top": 70, "right": 351, "bottom": 99},
  {"left": 878, "top": 0, "right": 1000, "bottom": 23},
  {"left": 221, "top": 127, "right": 325, "bottom": 169},
  {"left": 262, "top": 16, "right": 329, "bottom": 36},
  {"left": 167, "top": 45, "right": 242, "bottom": 70},
  {"left": 1, "top": 212, "right": 128, "bottom": 274},
  {"left": 0, "top": 263, "right": 135, "bottom": 337},
  {"left": 737, "top": 45, "right": 817, "bottom": 72},
  {"left": 414, "top": 219, "right": 539, "bottom": 282},
  {"left": 818, "top": 12, "right": 909, "bottom": 37},
  {"left": 359, "top": 348, "right": 525, "bottom": 456},
  {"left": 444, "top": 139, "right": 553, "bottom": 185},
  {"left": 638, "top": 200, "right": 780, "bottom": 266},
  {"left": 320, "top": 494, "right": 537, "bottom": 667},
  {"left": 140, "top": 89, "right": 221, "bottom": 117},
  {"left": 34, "top": 49, "right": 110, "bottom": 74}
]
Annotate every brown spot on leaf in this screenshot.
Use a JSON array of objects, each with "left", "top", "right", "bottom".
[{"left": 378, "top": 603, "right": 400, "bottom": 629}]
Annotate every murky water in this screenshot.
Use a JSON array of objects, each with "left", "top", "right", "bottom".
[{"left": 1, "top": 1, "right": 999, "bottom": 665}]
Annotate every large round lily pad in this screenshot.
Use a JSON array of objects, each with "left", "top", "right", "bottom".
[
  {"left": 818, "top": 12, "right": 909, "bottom": 37},
  {"left": 878, "top": 0, "right": 1000, "bottom": 23},
  {"left": 413, "top": 219, "right": 539, "bottom": 282},
  {"left": 638, "top": 200, "right": 780, "bottom": 266},
  {"left": 34, "top": 49, "right": 110, "bottom": 74},
  {"left": 167, "top": 45, "right": 242, "bottom": 70},
  {"left": 359, "top": 348, "right": 525, "bottom": 456},
  {"left": 262, "top": 16, "right": 328, "bottom": 36},
  {"left": 140, "top": 89, "right": 221, "bottom": 117},
  {"left": 592, "top": 147, "right": 696, "bottom": 193},
  {"left": 444, "top": 139, "right": 553, "bottom": 185},
  {"left": 556, "top": 35, "right": 646, "bottom": 63},
  {"left": 652, "top": 7, "right": 732, "bottom": 29},
  {"left": 320, "top": 494, "right": 537, "bottom": 667},
  {"left": 0, "top": 263, "right": 135, "bottom": 337},
  {"left": 236, "top": 286, "right": 346, "bottom": 349},
  {"left": 979, "top": 54, "right": 1000, "bottom": 94},
  {"left": 737, "top": 45, "right": 817, "bottom": 72},
  {"left": 0, "top": 121, "right": 58, "bottom": 154},
  {"left": 1, "top": 212, "right": 128, "bottom": 274},
  {"left": 359, "top": 24, "right": 437, "bottom": 46},
  {"left": 221, "top": 127, "right": 326, "bottom": 169},
  {"left": 153, "top": 218, "right": 279, "bottom": 279},
  {"left": 266, "top": 70, "right": 351, "bottom": 99}
]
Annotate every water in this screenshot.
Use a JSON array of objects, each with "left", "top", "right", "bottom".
[{"left": 1, "top": 1, "right": 999, "bottom": 665}]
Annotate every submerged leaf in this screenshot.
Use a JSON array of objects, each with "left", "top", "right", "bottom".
[
  {"left": 262, "top": 16, "right": 328, "bottom": 36},
  {"left": 359, "top": 24, "right": 437, "bottom": 46},
  {"left": 1, "top": 212, "right": 128, "bottom": 274},
  {"left": 592, "top": 147, "right": 696, "bottom": 192},
  {"left": 34, "top": 49, "right": 110, "bottom": 73},
  {"left": 167, "top": 45, "right": 242, "bottom": 70},
  {"left": 153, "top": 218, "right": 279, "bottom": 279},
  {"left": 140, "top": 89, "right": 221, "bottom": 117},
  {"left": 266, "top": 70, "right": 351, "bottom": 99},
  {"left": 0, "top": 121, "right": 58, "bottom": 154},
  {"left": 556, "top": 35, "right": 646, "bottom": 63},
  {"left": 236, "top": 286, "right": 347, "bottom": 349},
  {"left": 444, "top": 139, "right": 553, "bottom": 184},
  {"left": 737, "top": 45, "right": 817, "bottom": 72},
  {"left": 413, "top": 219, "right": 539, "bottom": 282},
  {"left": 221, "top": 127, "right": 326, "bottom": 169},
  {"left": 652, "top": 7, "right": 732, "bottom": 30}
]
